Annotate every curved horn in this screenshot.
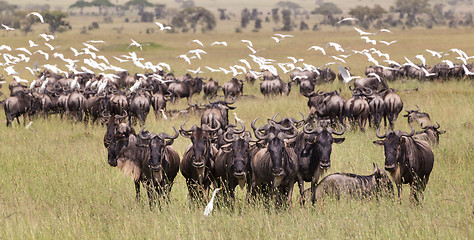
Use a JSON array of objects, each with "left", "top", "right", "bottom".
[
  {"left": 415, "top": 105, "right": 420, "bottom": 111},
  {"left": 138, "top": 127, "right": 152, "bottom": 140},
  {"left": 271, "top": 113, "right": 280, "bottom": 122},
  {"left": 251, "top": 117, "right": 259, "bottom": 130},
  {"left": 401, "top": 123, "right": 415, "bottom": 137},
  {"left": 327, "top": 123, "right": 345, "bottom": 135},
  {"left": 225, "top": 96, "right": 236, "bottom": 105},
  {"left": 280, "top": 124, "right": 298, "bottom": 139},
  {"left": 434, "top": 122, "right": 440, "bottom": 129},
  {"left": 233, "top": 122, "right": 245, "bottom": 134},
  {"left": 202, "top": 119, "right": 221, "bottom": 132},
  {"left": 303, "top": 123, "right": 323, "bottom": 134},
  {"left": 157, "top": 126, "right": 179, "bottom": 140},
  {"left": 376, "top": 126, "right": 389, "bottom": 139},
  {"left": 223, "top": 128, "right": 239, "bottom": 143},
  {"left": 180, "top": 120, "right": 193, "bottom": 133}
]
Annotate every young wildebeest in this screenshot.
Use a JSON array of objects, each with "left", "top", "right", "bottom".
[
  {"left": 313, "top": 164, "right": 393, "bottom": 201},
  {"left": 373, "top": 124, "right": 434, "bottom": 202}
]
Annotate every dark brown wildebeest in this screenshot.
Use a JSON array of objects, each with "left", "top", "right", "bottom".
[
  {"left": 250, "top": 118, "right": 299, "bottom": 207},
  {"left": 167, "top": 75, "right": 203, "bottom": 102},
  {"left": 213, "top": 124, "right": 257, "bottom": 204},
  {"left": 403, "top": 105, "right": 432, "bottom": 128},
  {"left": 203, "top": 78, "right": 220, "bottom": 100},
  {"left": 294, "top": 122, "right": 345, "bottom": 204},
  {"left": 201, "top": 97, "right": 236, "bottom": 130},
  {"left": 313, "top": 163, "right": 393, "bottom": 201},
  {"left": 366, "top": 90, "right": 385, "bottom": 129},
  {"left": 222, "top": 78, "right": 244, "bottom": 98},
  {"left": 151, "top": 92, "right": 168, "bottom": 119},
  {"left": 381, "top": 88, "right": 403, "bottom": 129},
  {"left": 344, "top": 88, "right": 369, "bottom": 131},
  {"left": 306, "top": 90, "right": 345, "bottom": 124},
  {"left": 354, "top": 76, "right": 388, "bottom": 92},
  {"left": 107, "top": 125, "right": 179, "bottom": 206},
  {"left": 413, "top": 122, "right": 445, "bottom": 146},
  {"left": 179, "top": 120, "right": 221, "bottom": 204},
  {"left": 245, "top": 72, "right": 256, "bottom": 85},
  {"left": 4, "top": 91, "right": 31, "bottom": 127},
  {"left": 373, "top": 124, "right": 434, "bottom": 202},
  {"left": 128, "top": 90, "right": 151, "bottom": 126}
]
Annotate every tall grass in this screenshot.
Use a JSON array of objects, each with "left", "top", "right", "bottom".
[{"left": 0, "top": 23, "right": 473, "bottom": 239}]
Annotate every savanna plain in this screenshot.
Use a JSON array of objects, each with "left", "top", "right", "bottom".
[{"left": 0, "top": 7, "right": 473, "bottom": 239}]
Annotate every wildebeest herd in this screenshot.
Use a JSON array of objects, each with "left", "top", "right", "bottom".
[{"left": 1, "top": 64, "right": 450, "bottom": 209}]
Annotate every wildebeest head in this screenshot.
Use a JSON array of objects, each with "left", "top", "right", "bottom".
[
  {"left": 180, "top": 120, "right": 220, "bottom": 168},
  {"left": 221, "top": 124, "right": 256, "bottom": 180},
  {"left": 373, "top": 124, "right": 415, "bottom": 171},
  {"left": 139, "top": 127, "right": 179, "bottom": 172},
  {"left": 252, "top": 118, "right": 297, "bottom": 176},
  {"left": 372, "top": 163, "right": 394, "bottom": 194},
  {"left": 403, "top": 105, "right": 431, "bottom": 126},
  {"left": 302, "top": 123, "right": 345, "bottom": 169}
]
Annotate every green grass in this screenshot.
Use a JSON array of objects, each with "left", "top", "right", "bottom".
[{"left": 0, "top": 16, "right": 473, "bottom": 239}]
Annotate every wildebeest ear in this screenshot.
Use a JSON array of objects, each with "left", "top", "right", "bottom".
[
  {"left": 373, "top": 140, "right": 384, "bottom": 146},
  {"left": 165, "top": 139, "right": 174, "bottom": 146},
  {"left": 333, "top": 138, "right": 345, "bottom": 144}
]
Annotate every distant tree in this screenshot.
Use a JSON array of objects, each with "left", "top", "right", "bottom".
[
  {"left": 140, "top": 11, "right": 154, "bottom": 22},
  {"left": 218, "top": 8, "right": 227, "bottom": 20},
  {"left": 272, "top": 8, "right": 280, "bottom": 23},
  {"left": 349, "top": 5, "right": 387, "bottom": 28},
  {"left": 390, "top": 0, "right": 431, "bottom": 26},
  {"left": 0, "top": 1, "right": 17, "bottom": 14},
  {"left": 311, "top": 2, "right": 342, "bottom": 19},
  {"left": 277, "top": 1, "right": 302, "bottom": 15},
  {"left": 154, "top": 4, "right": 167, "bottom": 19},
  {"left": 241, "top": 8, "right": 250, "bottom": 28},
  {"left": 300, "top": 21, "right": 308, "bottom": 30},
  {"left": 254, "top": 18, "right": 262, "bottom": 29},
  {"left": 171, "top": 7, "right": 216, "bottom": 33},
  {"left": 69, "top": 0, "right": 91, "bottom": 15},
  {"left": 43, "top": 11, "right": 71, "bottom": 33},
  {"left": 91, "top": 0, "right": 114, "bottom": 16},
  {"left": 15, "top": 11, "right": 34, "bottom": 36},
  {"left": 125, "top": 0, "right": 153, "bottom": 15},
  {"left": 281, "top": 9, "right": 292, "bottom": 31}
]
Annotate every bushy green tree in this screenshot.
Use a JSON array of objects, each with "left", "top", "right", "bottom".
[
  {"left": 91, "top": 0, "right": 114, "bottom": 16},
  {"left": 43, "top": 11, "right": 71, "bottom": 33},
  {"left": 69, "top": 0, "right": 91, "bottom": 15},
  {"left": 171, "top": 7, "right": 216, "bottom": 33}
]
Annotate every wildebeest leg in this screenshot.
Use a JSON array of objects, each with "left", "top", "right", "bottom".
[
  {"left": 311, "top": 179, "right": 317, "bottom": 205},
  {"left": 145, "top": 181, "right": 157, "bottom": 208},
  {"left": 286, "top": 183, "right": 295, "bottom": 206},
  {"left": 135, "top": 181, "right": 141, "bottom": 202},
  {"left": 296, "top": 174, "right": 305, "bottom": 205}
]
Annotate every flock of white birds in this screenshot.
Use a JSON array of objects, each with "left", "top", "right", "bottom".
[{"left": 0, "top": 12, "right": 473, "bottom": 93}]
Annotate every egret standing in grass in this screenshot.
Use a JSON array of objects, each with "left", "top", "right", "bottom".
[{"left": 204, "top": 188, "right": 221, "bottom": 217}]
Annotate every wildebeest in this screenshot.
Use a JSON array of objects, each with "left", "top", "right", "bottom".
[
  {"left": 344, "top": 88, "right": 369, "bottom": 131},
  {"left": 201, "top": 97, "right": 236, "bottom": 129},
  {"left": 4, "top": 91, "right": 31, "bottom": 127},
  {"left": 109, "top": 91, "right": 128, "bottom": 116},
  {"left": 260, "top": 78, "right": 289, "bottom": 97},
  {"left": 213, "top": 124, "right": 256, "bottom": 204},
  {"left": 413, "top": 122, "right": 445, "bottom": 146},
  {"left": 151, "top": 92, "right": 168, "bottom": 119},
  {"left": 222, "top": 78, "right": 244, "bottom": 98},
  {"left": 294, "top": 122, "right": 345, "bottom": 204},
  {"left": 306, "top": 90, "right": 345, "bottom": 124},
  {"left": 128, "top": 90, "right": 151, "bottom": 126},
  {"left": 373, "top": 124, "right": 434, "bottom": 202},
  {"left": 354, "top": 76, "right": 388, "bottom": 92},
  {"left": 403, "top": 105, "right": 432, "bottom": 128},
  {"left": 366, "top": 90, "right": 385, "bottom": 128},
  {"left": 381, "top": 88, "right": 403, "bottom": 129},
  {"left": 167, "top": 75, "right": 203, "bottom": 102},
  {"left": 203, "top": 78, "right": 220, "bottom": 100},
  {"left": 313, "top": 163, "right": 393, "bottom": 201},
  {"left": 107, "top": 125, "right": 179, "bottom": 206},
  {"left": 250, "top": 118, "right": 299, "bottom": 207},
  {"left": 179, "top": 120, "right": 221, "bottom": 204}
]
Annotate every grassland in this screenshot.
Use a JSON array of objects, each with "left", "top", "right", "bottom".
[{"left": 0, "top": 12, "right": 473, "bottom": 239}]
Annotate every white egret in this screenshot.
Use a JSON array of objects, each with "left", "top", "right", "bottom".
[
  {"left": 26, "top": 12, "right": 44, "bottom": 23},
  {"left": 339, "top": 65, "right": 360, "bottom": 85},
  {"left": 1, "top": 24, "right": 15, "bottom": 31},
  {"left": 204, "top": 188, "right": 221, "bottom": 217},
  {"left": 188, "top": 39, "right": 204, "bottom": 47},
  {"left": 211, "top": 41, "right": 228, "bottom": 46},
  {"left": 462, "top": 64, "right": 474, "bottom": 76},
  {"left": 274, "top": 33, "right": 294, "bottom": 38},
  {"left": 379, "top": 40, "right": 397, "bottom": 46},
  {"left": 337, "top": 17, "right": 358, "bottom": 24},
  {"left": 361, "top": 36, "right": 376, "bottom": 45},
  {"left": 240, "top": 39, "right": 253, "bottom": 47},
  {"left": 307, "top": 45, "right": 326, "bottom": 55}
]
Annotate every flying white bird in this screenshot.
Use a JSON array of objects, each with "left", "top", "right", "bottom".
[
  {"left": 237, "top": 59, "right": 252, "bottom": 69},
  {"left": 29, "top": 40, "right": 39, "bottom": 47},
  {"left": 15, "top": 47, "right": 32, "bottom": 55},
  {"left": 205, "top": 66, "right": 221, "bottom": 72},
  {"left": 87, "top": 40, "right": 106, "bottom": 44},
  {"left": 247, "top": 46, "right": 257, "bottom": 54},
  {"left": 354, "top": 27, "right": 374, "bottom": 35},
  {"left": 113, "top": 56, "right": 129, "bottom": 63},
  {"left": 240, "top": 39, "right": 253, "bottom": 47},
  {"left": 307, "top": 45, "right": 326, "bottom": 55},
  {"left": 83, "top": 42, "right": 99, "bottom": 52},
  {"left": 287, "top": 56, "right": 303, "bottom": 63},
  {"left": 361, "top": 36, "right": 376, "bottom": 45},
  {"left": 462, "top": 64, "right": 474, "bottom": 76},
  {"left": 331, "top": 56, "right": 346, "bottom": 63},
  {"left": 13, "top": 76, "right": 28, "bottom": 83},
  {"left": 25, "top": 67, "right": 35, "bottom": 76},
  {"left": 455, "top": 56, "right": 467, "bottom": 65},
  {"left": 2, "top": 24, "right": 15, "bottom": 31},
  {"left": 204, "top": 188, "right": 221, "bottom": 217},
  {"left": 188, "top": 49, "right": 207, "bottom": 59},
  {"left": 421, "top": 67, "right": 436, "bottom": 77},
  {"left": 39, "top": 33, "right": 54, "bottom": 41},
  {"left": 383, "top": 59, "right": 401, "bottom": 67},
  {"left": 326, "top": 42, "right": 345, "bottom": 52},
  {"left": 367, "top": 73, "right": 382, "bottom": 82},
  {"left": 4, "top": 65, "right": 18, "bottom": 75},
  {"left": 415, "top": 55, "right": 426, "bottom": 66},
  {"left": 379, "top": 40, "right": 397, "bottom": 46},
  {"left": 0, "top": 44, "right": 11, "bottom": 51},
  {"left": 44, "top": 42, "right": 56, "bottom": 51},
  {"left": 337, "top": 17, "right": 358, "bottom": 24},
  {"left": 378, "top": 29, "right": 392, "bottom": 33},
  {"left": 27, "top": 12, "right": 44, "bottom": 23},
  {"left": 404, "top": 57, "right": 420, "bottom": 70},
  {"left": 425, "top": 49, "right": 442, "bottom": 58},
  {"left": 178, "top": 54, "right": 193, "bottom": 64},
  {"left": 155, "top": 21, "right": 172, "bottom": 30},
  {"left": 271, "top": 36, "right": 281, "bottom": 43},
  {"left": 211, "top": 41, "right": 228, "bottom": 46},
  {"left": 339, "top": 65, "right": 360, "bottom": 85},
  {"left": 188, "top": 39, "right": 204, "bottom": 47},
  {"left": 187, "top": 67, "right": 203, "bottom": 74},
  {"left": 441, "top": 60, "right": 454, "bottom": 69},
  {"left": 128, "top": 39, "right": 143, "bottom": 50},
  {"left": 70, "top": 47, "right": 82, "bottom": 57},
  {"left": 274, "top": 33, "right": 294, "bottom": 38}
]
